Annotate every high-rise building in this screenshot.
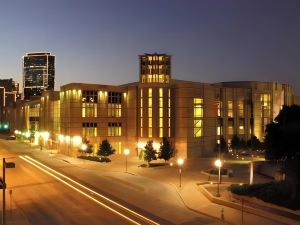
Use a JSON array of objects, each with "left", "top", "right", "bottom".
[
  {"left": 0, "top": 78, "right": 20, "bottom": 123},
  {"left": 23, "top": 52, "right": 55, "bottom": 100}
]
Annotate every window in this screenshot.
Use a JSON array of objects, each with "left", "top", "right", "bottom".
[
  {"left": 82, "top": 123, "right": 97, "bottom": 137},
  {"left": 261, "top": 94, "right": 271, "bottom": 133},
  {"left": 194, "top": 98, "right": 203, "bottom": 117},
  {"left": 238, "top": 100, "right": 244, "bottom": 118},
  {"left": 239, "top": 118, "right": 245, "bottom": 134},
  {"left": 168, "top": 89, "right": 171, "bottom": 137},
  {"left": 194, "top": 98, "right": 203, "bottom": 137},
  {"left": 227, "top": 119, "right": 234, "bottom": 135},
  {"left": 217, "top": 101, "right": 222, "bottom": 117},
  {"left": 108, "top": 92, "right": 122, "bottom": 117},
  {"left": 82, "top": 90, "right": 97, "bottom": 117},
  {"left": 228, "top": 101, "right": 233, "bottom": 117},
  {"left": 82, "top": 103, "right": 97, "bottom": 117},
  {"left": 148, "top": 88, "right": 152, "bottom": 137},
  {"left": 108, "top": 122, "right": 122, "bottom": 136},
  {"left": 140, "top": 89, "right": 143, "bottom": 137},
  {"left": 108, "top": 92, "right": 122, "bottom": 104},
  {"left": 82, "top": 90, "right": 98, "bottom": 103},
  {"left": 159, "top": 88, "right": 163, "bottom": 137}
]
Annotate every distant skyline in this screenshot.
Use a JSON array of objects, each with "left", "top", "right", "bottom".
[{"left": 0, "top": 0, "right": 300, "bottom": 94}]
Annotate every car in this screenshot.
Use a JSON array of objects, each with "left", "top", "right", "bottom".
[{"left": 6, "top": 135, "right": 16, "bottom": 140}]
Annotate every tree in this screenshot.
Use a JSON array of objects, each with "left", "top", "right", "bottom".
[
  {"left": 265, "top": 105, "right": 300, "bottom": 160},
  {"left": 79, "top": 137, "right": 93, "bottom": 155},
  {"left": 231, "top": 135, "right": 240, "bottom": 152},
  {"left": 247, "top": 136, "right": 262, "bottom": 151},
  {"left": 214, "top": 137, "right": 227, "bottom": 156},
  {"left": 97, "top": 139, "right": 115, "bottom": 158},
  {"left": 158, "top": 137, "right": 174, "bottom": 162},
  {"left": 240, "top": 138, "right": 247, "bottom": 150},
  {"left": 264, "top": 105, "right": 300, "bottom": 200},
  {"left": 144, "top": 140, "right": 157, "bottom": 165}
]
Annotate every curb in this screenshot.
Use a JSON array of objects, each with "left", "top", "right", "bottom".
[
  {"left": 197, "top": 184, "right": 299, "bottom": 225},
  {"left": 170, "top": 183, "right": 230, "bottom": 224}
]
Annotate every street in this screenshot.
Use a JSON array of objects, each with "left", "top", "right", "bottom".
[
  {"left": 0, "top": 141, "right": 158, "bottom": 225},
  {"left": 0, "top": 138, "right": 220, "bottom": 225}
]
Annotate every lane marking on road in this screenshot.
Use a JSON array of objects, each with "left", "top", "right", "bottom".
[
  {"left": 20, "top": 155, "right": 160, "bottom": 225},
  {"left": 19, "top": 156, "right": 141, "bottom": 225}
]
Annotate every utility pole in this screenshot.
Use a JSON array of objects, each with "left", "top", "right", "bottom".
[
  {"left": 1, "top": 158, "right": 15, "bottom": 225},
  {"left": 2, "top": 158, "right": 6, "bottom": 225}
]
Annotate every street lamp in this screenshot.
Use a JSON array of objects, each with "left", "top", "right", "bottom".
[
  {"left": 42, "top": 132, "right": 49, "bottom": 149},
  {"left": 214, "top": 159, "right": 222, "bottom": 197},
  {"left": 80, "top": 143, "right": 88, "bottom": 151},
  {"left": 177, "top": 158, "right": 184, "bottom": 188},
  {"left": 124, "top": 149, "right": 130, "bottom": 173}
]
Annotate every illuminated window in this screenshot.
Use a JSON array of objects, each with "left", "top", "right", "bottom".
[
  {"left": 108, "top": 103, "right": 121, "bottom": 117},
  {"left": 228, "top": 101, "right": 233, "bottom": 117},
  {"left": 261, "top": 94, "right": 271, "bottom": 132},
  {"left": 194, "top": 119, "right": 203, "bottom": 137},
  {"left": 239, "top": 125, "right": 245, "bottom": 135},
  {"left": 159, "top": 88, "right": 163, "bottom": 137},
  {"left": 148, "top": 88, "right": 152, "bottom": 97},
  {"left": 148, "top": 88, "right": 152, "bottom": 137},
  {"left": 82, "top": 103, "right": 97, "bottom": 117},
  {"left": 82, "top": 123, "right": 97, "bottom": 137},
  {"left": 227, "top": 119, "right": 234, "bottom": 135},
  {"left": 111, "top": 142, "right": 122, "bottom": 154},
  {"left": 217, "top": 101, "right": 222, "bottom": 117},
  {"left": 108, "top": 122, "right": 122, "bottom": 136},
  {"left": 140, "top": 55, "right": 170, "bottom": 84},
  {"left": 238, "top": 100, "right": 244, "bottom": 117},
  {"left": 108, "top": 92, "right": 122, "bottom": 117},
  {"left": 140, "top": 89, "right": 143, "bottom": 137},
  {"left": 217, "top": 126, "right": 221, "bottom": 135},
  {"left": 82, "top": 90, "right": 97, "bottom": 118},
  {"left": 168, "top": 89, "right": 171, "bottom": 137},
  {"left": 194, "top": 98, "right": 203, "bottom": 137}
]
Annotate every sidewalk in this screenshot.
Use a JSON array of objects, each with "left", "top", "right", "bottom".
[{"left": 4, "top": 140, "right": 299, "bottom": 225}]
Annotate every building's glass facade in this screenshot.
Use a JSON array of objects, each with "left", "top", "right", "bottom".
[{"left": 23, "top": 52, "right": 55, "bottom": 100}]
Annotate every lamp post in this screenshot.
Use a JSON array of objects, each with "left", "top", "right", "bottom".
[
  {"left": 124, "top": 149, "right": 130, "bottom": 173},
  {"left": 80, "top": 143, "right": 87, "bottom": 151},
  {"left": 214, "top": 159, "right": 222, "bottom": 197},
  {"left": 177, "top": 158, "right": 184, "bottom": 188}
]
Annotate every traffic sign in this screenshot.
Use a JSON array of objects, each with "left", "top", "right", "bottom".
[{"left": 5, "top": 162, "right": 15, "bottom": 169}]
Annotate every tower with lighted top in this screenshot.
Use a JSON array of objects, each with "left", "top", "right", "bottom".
[
  {"left": 138, "top": 53, "right": 172, "bottom": 145},
  {"left": 139, "top": 53, "right": 171, "bottom": 84}
]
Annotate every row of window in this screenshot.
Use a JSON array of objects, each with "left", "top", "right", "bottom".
[
  {"left": 81, "top": 91, "right": 123, "bottom": 104},
  {"left": 82, "top": 122, "right": 122, "bottom": 137},
  {"left": 82, "top": 103, "right": 122, "bottom": 118}
]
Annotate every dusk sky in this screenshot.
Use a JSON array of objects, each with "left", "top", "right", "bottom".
[{"left": 0, "top": 0, "right": 300, "bottom": 94}]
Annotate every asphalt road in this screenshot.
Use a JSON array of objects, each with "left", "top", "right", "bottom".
[
  {"left": 0, "top": 144, "right": 138, "bottom": 225},
  {"left": 0, "top": 138, "right": 220, "bottom": 225}
]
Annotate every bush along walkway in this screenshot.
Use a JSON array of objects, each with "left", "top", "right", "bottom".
[{"left": 198, "top": 183, "right": 300, "bottom": 225}]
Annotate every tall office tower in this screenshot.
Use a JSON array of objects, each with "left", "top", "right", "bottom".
[
  {"left": 139, "top": 53, "right": 171, "bottom": 84},
  {"left": 23, "top": 52, "right": 55, "bottom": 100},
  {"left": 0, "top": 78, "right": 20, "bottom": 122}
]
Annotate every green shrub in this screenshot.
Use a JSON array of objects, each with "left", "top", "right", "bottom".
[
  {"left": 78, "top": 155, "right": 111, "bottom": 163},
  {"left": 228, "top": 181, "right": 299, "bottom": 209}
]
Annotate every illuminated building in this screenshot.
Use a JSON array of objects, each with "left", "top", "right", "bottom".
[
  {"left": 6, "top": 53, "right": 300, "bottom": 158},
  {"left": 0, "top": 78, "right": 20, "bottom": 122},
  {"left": 23, "top": 52, "right": 55, "bottom": 100}
]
